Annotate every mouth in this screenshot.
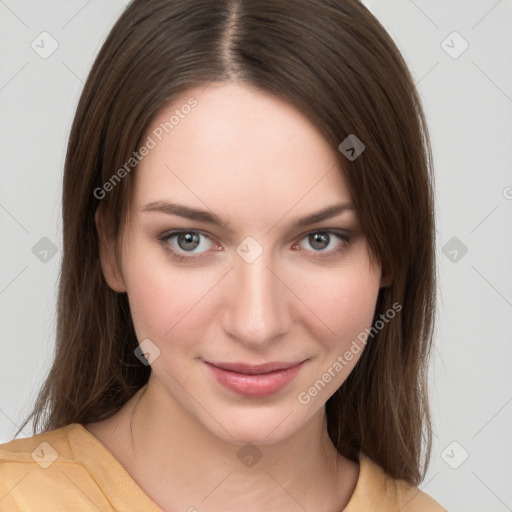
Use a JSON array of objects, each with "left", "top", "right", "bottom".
[
  {"left": 205, "top": 360, "right": 305, "bottom": 374},
  {"left": 203, "top": 359, "right": 307, "bottom": 397}
]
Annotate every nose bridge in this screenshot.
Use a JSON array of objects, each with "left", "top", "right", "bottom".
[{"left": 225, "top": 245, "right": 287, "bottom": 346}]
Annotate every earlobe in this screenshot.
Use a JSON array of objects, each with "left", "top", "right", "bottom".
[{"left": 95, "top": 208, "right": 127, "bottom": 293}]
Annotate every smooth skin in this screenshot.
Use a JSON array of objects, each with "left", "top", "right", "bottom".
[{"left": 85, "top": 82, "right": 390, "bottom": 512}]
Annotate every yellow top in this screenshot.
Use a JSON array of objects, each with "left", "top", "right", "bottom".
[{"left": 0, "top": 423, "right": 446, "bottom": 511}]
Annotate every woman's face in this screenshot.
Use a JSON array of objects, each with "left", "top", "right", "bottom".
[{"left": 98, "top": 82, "right": 387, "bottom": 444}]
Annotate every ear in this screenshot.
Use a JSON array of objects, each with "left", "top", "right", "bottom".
[{"left": 95, "top": 207, "right": 127, "bottom": 293}]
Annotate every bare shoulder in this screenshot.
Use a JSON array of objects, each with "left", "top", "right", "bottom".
[{"left": 395, "top": 479, "right": 447, "bottom": 511}]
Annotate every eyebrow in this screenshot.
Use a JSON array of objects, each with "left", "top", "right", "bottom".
[{"left": 140, "top": 200, "right": 355, "bottom": 231}]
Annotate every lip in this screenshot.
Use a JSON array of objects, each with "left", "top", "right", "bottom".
[{"left": 204, "top": 360, "right": 306, "bottom": 397}]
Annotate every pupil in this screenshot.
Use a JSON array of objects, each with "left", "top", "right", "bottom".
[
  {"left": 310, "top": 232, "right": 328, "bottom": 250},
  {"left": 178, "top": 233, "right": 200, "bottom": 251}
]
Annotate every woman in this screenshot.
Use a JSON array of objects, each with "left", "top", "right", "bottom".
[{"left": 0, "top": 0, "right": 445, "bottom": 510}]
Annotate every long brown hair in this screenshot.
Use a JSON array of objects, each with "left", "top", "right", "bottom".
[{"left": 16, "top": 0, "right": 436, "bottom": 486}]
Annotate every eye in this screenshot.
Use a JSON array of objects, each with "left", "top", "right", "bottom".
[
  {"left": 292, "top": 231, "right": 350, "bottom": 258},
  {"left": 157, "top": 230, "right": 221, "bottom": 261},
  {"left": 157, "top": 229, "right": 350, "bottom": 263}
]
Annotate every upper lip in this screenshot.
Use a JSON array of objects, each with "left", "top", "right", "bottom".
[{"left": 205, "top": 360, "right": 305, "bottom": 374}]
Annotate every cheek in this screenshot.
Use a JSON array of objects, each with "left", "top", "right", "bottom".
[
  {"left": 291, "top": 259, "right": 381, "bottom": 402},
  {"left": 291, "top": 257, "right": 381, "bottom": 347},
  {"left": 122, "top": 247, "right": 219, "bottom": 347},
  {"left": 124, "top": 274, "right": 172, "bottom": 340}
]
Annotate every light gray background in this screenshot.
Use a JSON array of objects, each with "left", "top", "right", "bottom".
[{"left": 1, "top": 1, "right": 511, "bottom": 510}]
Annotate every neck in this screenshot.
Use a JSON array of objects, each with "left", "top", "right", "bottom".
[{"left": 117, "top": 374, "right": 358, "bottom": 512}]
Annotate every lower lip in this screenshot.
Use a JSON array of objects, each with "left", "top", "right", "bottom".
[{"left": 204, "top": 361, "right": 306, "bottom": 398}]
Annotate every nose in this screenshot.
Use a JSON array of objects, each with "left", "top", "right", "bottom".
[{"left": 223, "top": 247, "right": 290, "bottom": 350}]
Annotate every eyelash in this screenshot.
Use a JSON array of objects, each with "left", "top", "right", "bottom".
[{"left": 157, "top": 229, "right": 351, "bottom": 263}]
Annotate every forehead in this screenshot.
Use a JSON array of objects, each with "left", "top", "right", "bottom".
[{"left": 132, "top": 82, "right": 352, "bottom": 227}]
